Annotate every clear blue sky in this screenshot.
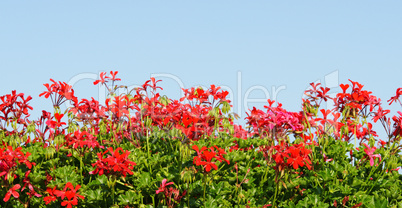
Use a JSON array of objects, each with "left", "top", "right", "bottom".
[{"left": 1, "top": 1, "right": 402, "bottom": 133}]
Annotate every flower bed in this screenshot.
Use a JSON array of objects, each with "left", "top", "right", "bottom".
[{"left": 0, "top": 71, "right": 401, "bottom": 207}]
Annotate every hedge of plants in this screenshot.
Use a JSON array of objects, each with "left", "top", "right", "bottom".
[{"left": 1, "top": 71, "right": 402, "bottom": 207}]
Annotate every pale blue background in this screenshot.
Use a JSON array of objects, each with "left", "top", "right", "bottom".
[{"left": 1, "top": 1, "right": 402, "bottom": 138}]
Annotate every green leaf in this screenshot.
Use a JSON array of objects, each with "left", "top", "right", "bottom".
[
  {"left": 138, "top": 172, "right": 151, "bottom": 188},
  {"left": 374, "top": 196, "right": 388, "bottom": 208}
]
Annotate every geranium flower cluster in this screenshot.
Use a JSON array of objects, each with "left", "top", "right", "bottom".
[
  {"left": 43, "top": 182, "right": 84, "bottom": 208},
  {"left": 89, "top": 147, "right": 136, "bottom": 177},
  {"left": 87, "top": 71, "right": 233, "bottom": 143},
  {"left": 334, "top": 80, "right": 381, "bottom": 115},
  {"left": 272, "top": 142, "right": 312, "bottom": 171},
  {"left": 0, "top": 90, "right": 33, "bottom": 135},
  {"left": 69, "top": 97, "right": 106, "bottom": 126},
  {"left": 39, "top": 79, "right": 78, "bottom": 107},
  {"left": 246, "top": 99, "right": 304, "bottom": 140},
  {"left": 65, "top": 130, "right": 103, "bottom": 150},
  {"left": 0, "top": 145, "right": 38, "bottom": 202},
  {"left": 0, "top": 145, "right": 33, "bottom": 180},
  {"left": 192, "top": 145, "right": 230, "bottom": 172}
]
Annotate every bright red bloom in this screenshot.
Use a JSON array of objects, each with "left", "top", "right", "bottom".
[
  {"left": 0, "top": 145, "right": 33, "bottom": 180},
  {"left": 105, "top": 95, "right": 131, "bottom": 119},
  {"left": 3, "top": 184, "right": 21, "bottom": 202},
  {"left": 90, "top": 147, "right": 136, "bottom": 177},
  {"left": 199, "top": 150, "right": 218, "bottom": 172},
  {"left": 192, "top": 145, "right": 229, "bottom": 173},
  {"left": 93, "top": 72, "right": 107, "bottom": 85},
  {"left": 0, "top": 90, "right": 33, "bottom": 131},
  {"left": 286, "top": 144, "right": 312, "bottom": 170},
  {"left": 65, "top": 130, "right": 102, "bottom": 149},
  {"left": 212, "top": 145, "right": 231, "bottom": 164},
  {"left": 373, "top": 106, "right": 390, "bottom": 123},
  {"left": 340, "top": 84, "right": 349, "bottom": 93},
  {"left": 39, "top": 79, "right": 56, "bottom": 99},
  {"left": 334, "top": 80, "right": 380, "bottom": 117},
  {"left": 388, "top": 88, "right": 402, "bottom": 105},
  {"left": 272, "top": 142, "right": 312, "bottom": 171},
  {"left": 378, "top": 139, "right": 387, "bottom": 146},
  {"left": 39, "top": 79, "right": 77, "bottom": 106},
  {"left": 44, "top": 182, "right": 84, "bottom": 208},
  {"left": 245, "top": 100, "right": 304, "bottom": 140},
  {"left": 60, "top": 182, "right": 85, "bottom": 207},
  {"left": 69, "top": 97, "right": 106, "bottom": 125},
  {"left": 43, "top": 187, "right": 58, "bottom": 204},
  {"left": 46, "top": 113, "right": 66, "bottom": 129},
  {"left": 61, "top": 199, "right": 76, "bottom": 208},
  {"left": 106, "top": 71, "right": 121, "bottom": 82}
]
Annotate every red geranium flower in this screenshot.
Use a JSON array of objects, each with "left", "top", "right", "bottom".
[{"left": 3, "top": 184, "right": 21, "bottom": 202}]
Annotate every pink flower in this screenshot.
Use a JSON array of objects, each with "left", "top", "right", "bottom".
[
  {"left": 156, "top": 179, "right": 174, "bottom": 194},
  {"left": 363, "top": 143, "right": 381, "bottom": 166}
]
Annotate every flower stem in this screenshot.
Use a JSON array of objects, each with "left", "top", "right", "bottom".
[
  {"left": 203, "top": 173, "right": 207, "bottom": 205},
  {"left": 273, "top": 182, "right": 279, "bottom": 207}
]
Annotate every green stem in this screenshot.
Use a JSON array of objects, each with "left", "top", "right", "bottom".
[
  {"left": 79, "top": 156, "right": 84, "bottom": 184},
  {"left": 116, "top": 180, "right": 134, "bottom": 189},
  {"left": 262, "top": 164, "right": 269, "bottom": 182},
  {"left": 151, "top": 195, "right": 155, "bottom": 207},
  {"left": 187, "top": 181, "right": 190, "bottom": 208},
  {"left": 110, "top": 175, "right": 116, "bottom": 205},
  {"left": 237, "top": 187, "right": 242, "bottom": 205},
  {"left": 146, "top": 128, "right": 153, "bottom": 174},
  {"left": 273, "top": 182, "right": 279, "bottom": 208},
  {"left": 203, "top": 173, "right": 207, "bottom": 205}
]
